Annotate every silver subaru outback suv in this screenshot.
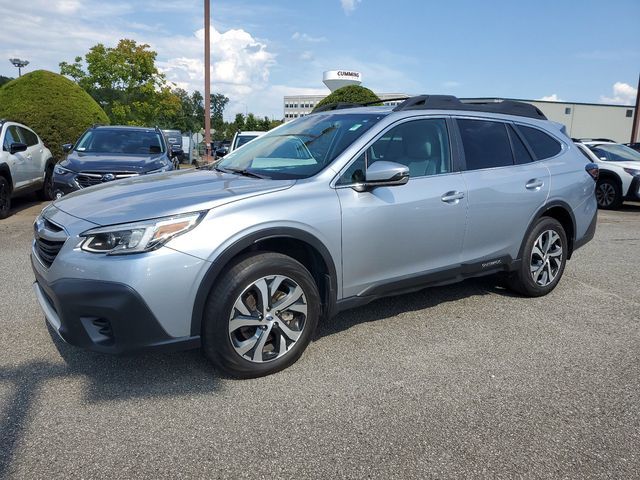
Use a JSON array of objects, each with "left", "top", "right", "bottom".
[{"left": 32, "top": 95, "right": 598, "bottom": 377}]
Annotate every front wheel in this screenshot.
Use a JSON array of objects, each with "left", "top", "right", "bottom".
[
  {"left": 202, "top": 252, "right": 320, "bottom": 378},
  {"left": 507, "top": 217, "right": 567, "bottom": 297}
]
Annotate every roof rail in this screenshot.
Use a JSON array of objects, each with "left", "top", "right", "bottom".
[
  {"left": 393, "top": 95, "right": 547, "bottom": 120},
  {"left": 313, "top": 102, "right": 362, "bottom": 113},
  {"left": 576, "top": 137, "right": 617, "bottom": 143}
]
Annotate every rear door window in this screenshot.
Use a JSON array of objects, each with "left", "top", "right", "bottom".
[
  {"left": 457, "top": 119, "right": 513, "bottom": 170},
  {"left": 517, "top": 125, "right": 562, "bottom": 159}
]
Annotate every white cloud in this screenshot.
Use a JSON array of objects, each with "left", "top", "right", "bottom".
[
  {"left": 291, "top": 32, "right": 327, "bottom": 43},
  {"left": 600, "top": 81, "right": 637, "bottom": 105},
  {"left": 341, "top": 0, "right": 362, "bottom": 14},
  {"left": 157, "top": 26, "right": 276, "bottom": 118},
  {"left": 538, "top": 94, "right": 563, "bottom": 102}
]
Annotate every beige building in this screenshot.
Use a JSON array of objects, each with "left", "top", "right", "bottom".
[
  {"left": 465, "top": 98, "right": 636, "bottom": 143},
  {"left": 283, "top": 90, "right": 637, "bottom": 143}
]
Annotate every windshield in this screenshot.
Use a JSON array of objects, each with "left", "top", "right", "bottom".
[
  {"left": 218, "top": 113, "right": 386, "bottom": 179},
  {"left": 589, "top": 143, "right": 640, "bottom": 162},
  {"left": 75, "top": 129, "right": 166, "bottom": 154}
]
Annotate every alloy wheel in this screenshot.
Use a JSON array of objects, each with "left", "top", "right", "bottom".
[
  {"left": 228, "top": 275, "right": 308, "bottom": 363},
  {"left": 596, "top": 182, "right": 616, "bottom": 207},
  {"left": 530, "top": 229, "right": 563, "bottom": 287}
]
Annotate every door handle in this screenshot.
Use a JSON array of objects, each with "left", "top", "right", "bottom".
[
  {"left": 441, "top": 191, "right": 465, "bottom": 203},
  {"left": 525, "top": 179, "right": 544, "bottom": 190}
]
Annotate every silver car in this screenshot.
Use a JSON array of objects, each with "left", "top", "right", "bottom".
[{"left": 32, "top": 95, "right": 598, "bottom": 377}]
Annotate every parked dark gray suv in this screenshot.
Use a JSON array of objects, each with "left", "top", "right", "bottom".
[
  {"left": 52, "top": 125, "right": 178, "bottom": 197},
  {"left": 32, "top": 95, "right": 598, "bottom": 378}
]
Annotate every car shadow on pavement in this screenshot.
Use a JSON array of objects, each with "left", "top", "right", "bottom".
[
  {"left": 5, "top": 194, "right": 47, "bottom": 217},
  {"left": 0, "top": 326, "right": 221, "bottom": 479},
  {"left": 315, "top": 277, "right": 506, "bottom": 340}
]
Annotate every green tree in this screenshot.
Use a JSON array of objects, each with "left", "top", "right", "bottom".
[
  {"left": 245, "top": 113, "right": 258, "bottom": 130},
  {"left": 171, "top": 88, "right": 205, "bottom": 132},
  {"left": 0, "top": 75, "right": 14, "bottom": 88},
  {"left": 210, "top": 93, "right": 229, "bottom": 140},
  {"left": 313, "top": 85, "right": 381, "bottom": 112},
  {"left": 233, "top": 113, "right": 245, "bottom": 132},
  {"left": 259, "top": 116, "right": 271, "bottom": 131},
  {"left": 60, "top": 39, "right": 180, "bottom": 126}
]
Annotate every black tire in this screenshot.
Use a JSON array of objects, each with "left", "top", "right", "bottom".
[
  {"left": 37, "top": 164, "right": 55, "bottom": 201},
  {"left": 202, "top": 252, "right": 321, "bottom": 378},
  {"left": 595, "top": 177, "right": 622, "bottom": 210},
  {"left": 507, "top": 217, "right": 567, "bottom": 297},
  {"left": 0, "top": 176, "right": 11, "bottom": 219}
]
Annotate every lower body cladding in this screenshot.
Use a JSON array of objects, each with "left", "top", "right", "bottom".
[{"left": 31, "top": 241, "right": 206, "bottom": 355}]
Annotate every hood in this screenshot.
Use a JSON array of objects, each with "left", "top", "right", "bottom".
[
  {"left": 62, "top": 151, "right": 169, "bottom": 173},
  {"left": 600, "top": 160, "right": 640, "bottom": 170},
  {"left": 53, "top": 168, "right": 295, "bottom": 225}
]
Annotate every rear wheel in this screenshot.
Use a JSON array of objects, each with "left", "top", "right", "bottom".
[
  {"left": 37, "top": 164, "right": 55, "bottom": 201},
  {"left": 202, "top": 252, "right": 320, "bottom": 378},
  {"left": 595, "top": 177, "right": 622, "bottom": 209},
  {"left": 0, "top": 176, "right": 11, "bottom": 219},
  {"left": 508, "top": 217, "right": 567, "bottom": 297}
]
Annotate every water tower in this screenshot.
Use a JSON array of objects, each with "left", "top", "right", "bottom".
[{"left": 323, "top": 70, "right": 362, "bottom": 92}]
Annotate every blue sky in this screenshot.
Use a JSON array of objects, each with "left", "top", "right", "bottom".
[{"left": 0, "top": 0, "right": 638, "bottom": 120}]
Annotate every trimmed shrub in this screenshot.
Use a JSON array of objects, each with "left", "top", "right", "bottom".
[
  {"left": 0, "top": 70, "right": 109, "bottom": 160},
  {"left": 313, "top": 85, "right": 381, "bottom": 112}
]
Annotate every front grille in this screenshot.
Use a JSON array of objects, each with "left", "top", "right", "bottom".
[
  {"left": 35, "top": 237, "right": 65, "bottom": 268},
  {"left": 33, "top": 216, "right": 68, "bottom": 268},
  {"left": 76, "top": 171, "right": 138, "bottom": 189}
]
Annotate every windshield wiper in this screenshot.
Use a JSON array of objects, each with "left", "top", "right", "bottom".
[{"left": 217, "top": 166, "right": 270, "bottom": 179}]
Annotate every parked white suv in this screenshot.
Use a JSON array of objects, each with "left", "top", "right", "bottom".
[
  {"left": 574, "top": 139, "right": 640, "bottom": 209},
  {"left": 0, "top": 120, "right": 55, "bottom": 218},
  {"left": 229, "top": 131, "right": 266, "bottom": 153}
]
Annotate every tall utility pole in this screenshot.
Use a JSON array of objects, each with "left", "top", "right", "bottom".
[
  {"left": 203, "top": 0, "right": 212, "bottom": 162},
  {"left": 631, "top": 73, "right": 640, "bottom": 144}
]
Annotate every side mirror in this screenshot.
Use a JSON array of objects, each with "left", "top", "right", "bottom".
[
  {"left": 599, "top": 156, "right": 607, "bottom": 161},
  {"left": 10, "top": 142, "right": 27, "bottom": 154},
  {"left": 353, "top": 161, "right": 409, "bottom": 192},
  {"left": 62, "top": 143, "right": 73, "bottom": 153}
]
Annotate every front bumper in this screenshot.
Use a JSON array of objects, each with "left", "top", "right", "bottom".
[
  {"left": 32, "top": 257, "right": 200, "bottom": 354},
  {"left": 624, "top": 176, "right": 640, "bottom": 201}
]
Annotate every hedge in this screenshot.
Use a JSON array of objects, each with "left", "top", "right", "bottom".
[{"left": 0, "top": 70, "right": 109, "bottom": 160}]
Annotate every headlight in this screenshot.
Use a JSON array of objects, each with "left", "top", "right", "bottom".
[
  {"left": 623, "top": 168, "right": 640, "bottom": 177},
  {"left": 79, "top": 211, "right": 206, "bottom": 255},
  {"left": 54, "top": 164, "right": 72, "bottom": 175}
]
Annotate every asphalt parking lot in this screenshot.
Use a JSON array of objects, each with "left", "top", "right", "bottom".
[{"left": 1, "top": 195, "right": 639, "bottom": 479}]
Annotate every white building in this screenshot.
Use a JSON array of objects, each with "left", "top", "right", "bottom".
[{"left": 283, "top": 92, "right": 409, "bottom": 121}]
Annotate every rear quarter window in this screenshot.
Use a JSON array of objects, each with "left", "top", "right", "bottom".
[{"left": 517, "top": 125, "right": 562, "bottom": 160}]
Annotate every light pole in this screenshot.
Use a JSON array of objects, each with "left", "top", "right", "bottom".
[
  {"left": 9, "top": 58, "right": 29, "bottom": 77},
  {"left": 203, "top": 0, "right": 212, "bottom": 163}
]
